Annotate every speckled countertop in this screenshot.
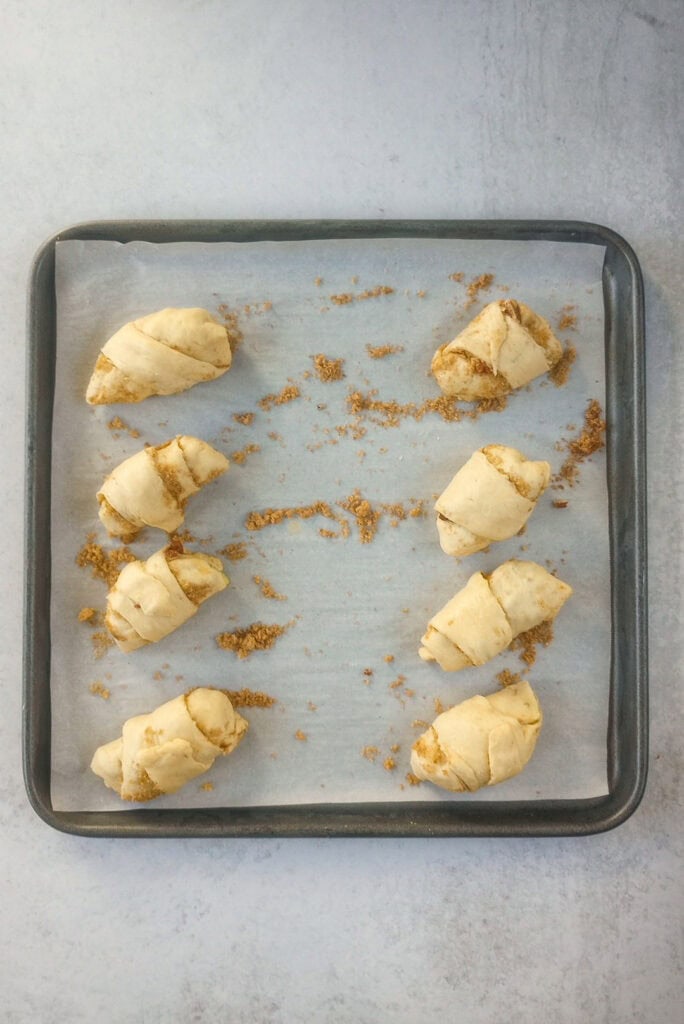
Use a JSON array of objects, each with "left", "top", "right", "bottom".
[{"left": 1, "top": 2, "right": 682, "bottom": 1021}]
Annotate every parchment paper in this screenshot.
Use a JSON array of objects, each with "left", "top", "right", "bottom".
[{"left": 51, "top": 236, "right": 609, "bottom": 811}]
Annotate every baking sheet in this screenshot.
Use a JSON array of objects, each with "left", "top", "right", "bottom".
[{"left": 51, "top": 237, "right": 609, "bottom": 811}]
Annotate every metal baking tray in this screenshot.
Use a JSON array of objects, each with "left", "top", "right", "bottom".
[{"left": 24, "top": 219, "right": 647, "bottom": 837}]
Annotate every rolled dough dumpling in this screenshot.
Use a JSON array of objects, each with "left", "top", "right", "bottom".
[
  {"left": 435, "top": 444, "right": 551, "bottom": 557},
  {"left": 419, "top": 559, "right": 572, "bottom": 671},
  {"left": 106, "top": 542, "right": 229, "bottom": 653},
  {"left": 86, "top": 307, "right": 232, "bottom": 404},
  {"left": 432, "top": 299, "right": 563, "bottom": 401},
  {"left": 98, "top": 435, "right": 229, "bottom": 540},
  {"left": 91, "top": 688, "right": 248, "bottom": 802},
  {"left": 410, "top": 681, "right": 542, "bottom": 792}
]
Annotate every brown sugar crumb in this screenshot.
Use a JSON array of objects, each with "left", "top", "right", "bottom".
[
  {"left": 384, "top": 654, "right": 395, "bottom": 664},
  {"left": 230, "top": 443, "right": 261, "bottom": 465},
  {"left": 449, "top": 272, "right": 464, "bottom": 283},
  {"left": 153, "top": 670, "right": 164, "bottom": 681},
  {"left": 294, "top": 730, "right": 308, "bottom": 742},
  {"left": 318, "top": 528, "right": 339, "bottom": 539},
  {"left": 173, "top": 528, "right": 196, "bottom": 544},
  {"left": 358, "top": 285, "right": 394, "bottom": 301},
  {"left": 383, "top": 757, "right": 397, "bottom": 772},
  {"left": 78, "top": 607, "right": 97, "bottom": 623},
  {"left": 223, "top": 687, "right": 276, "bottom": 708},
  {"left": 496, "top": 668, "right": 522, "bottom": 688},
  {"left": 366, "top": 343, "right": 404, "bottom": 359},
  {"left": 219, "top": 542, "right": 248, "bottom": 561},
  {"left": 390, "top": 743, "right": 400, "bottom": 753},
  {"left": 217, "top": 304, "right": 244, "bottom": 354},
  {"left": 362, "top": 746, "right": 379, "bottom": 762},
  {"left": 216, "top": 620, "right": 294, "bottom": 659},
  {"left": 91, "top": 630, "right": 114, "bottom": 659},
  {"left": 253, "top": 575, "right": 287, "bottom": 601},
  {"left": 346, "top": 389, "right": 462, "bottom": 428},
  {"left": 433, "top": 697, "right": 445, "bottom": 715},
  {"left": 246, "top": 501, "right": 342, "bottom": 533},
  {"left": 89, "top": 681, "right": 110, "bottom": 700},
  {"left": 511, "top": 620, "right": 555, "bottom": 667},
  {"left": 76, "top": 535, "right": 136, "bottom": 587},
  {"left": 107, "top": 416, "right": 140, "bottom": 439},
  {"left": 338, "top": 490, "right": 381, "bottom": 543},
  {"left": 466, "top": 395, "right": 509, "bottom": 419},
  {"left": 233, "top": 412, "right": 255, "bottom": 426},
  {"left": 200, "top": 782, "right": 214, "bottom": 792},
  {"left": 465, "top": 272, "right": 495, "bottom": 308},
  {"left": 314, "top": 276, "right": 323, "bottom": 286},
  {"left": 553, "top": 499, "right": 569, "bottom": 509},
  {"left": 330, "top": 292, "right": 354, "bottom": 306},
  {"left": 311, "top": 353, "right": 345, "bottom": 382},
  {"left": 405, "top": 772, "right": 423, "bottom": 787},
  {"left": 557, "top": 305, "right": 578, "bottom": 332},
  {"left": 363, "top": 668, "right": 374, "bottom": 685},
  {"left": 549, "top": 345, "right": 577, "bottom": 388},
  {"left": 307, "top": 701, "right": 318, "bottom": 712},
  {"left": 390, "top": 674, "right": 407, "bottom": 690},
  {"left": 553, "top": 399, "right": 606, "bottom": 488},
  {"left": 258, "top": 384, "right": 301, "bottom": 411}
]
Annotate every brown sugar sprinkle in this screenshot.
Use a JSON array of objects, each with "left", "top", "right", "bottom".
[
  {"left": 223, "top": 687, "right": 276, "bottom": 708},
  {"left": 338, "top": 490, "right": 381, "bottom": 543},
  {"left": 363, "top": 668, "right": 374, "bottom": 685},
  {"left": 314, "top": 276, "right": 323, "bottom": 286},
  {"left": 465, "top": 272, "right": 495, "bottom": 307},
  {"left": 294, "top": 730, "right": 308, "bottom": 742},
  {"left": 384, "top": 654, "right": 395, "bottom": 664},
  {"left": 449, "top": 272, "right": 464, "bottom": 282},
  {"left": 231, "top": 443, "right": 261, "bottom": 465},
  {"left": 362, "top": 746, "right": 379, "bottom": 762},
  {"left": 553, "top": 499, "right": 569, "bottom": 509},
  {"left": 311, "top": 353, "right": 345, "bottom": 382},
  {"left": 466, "top": 395, "right": 509, "bottom": 419},
  {"left": 549, "top": 345, "right": 577, "bottom": 388},
  {"left": 496, "top": 668, "right": 522, "bottom": 688},
  {"left": 390, "top": 743, "right": 400, "bottom": 754},
  {"left": 383, "top": 757, "right": 397, "bottom": 772},
  {"left": 219, "top": 542, "right": 248, "bottom": 561},
  {"left": 200, "top": 782, "right": 214, "bottom": 792},
  {"left": 216, "top": 620, "right": 293, "bottom": 659},
  {"left": 246, "top": 501, "right": 343, "bottom": 533},
  {"left": 389, "top": 674, "right": 407, "bottom": 690},
  {"left": 253, "top": 575, "right": 287, "bottom": 601},
  {"left": 553, "top": 399, "right": 606, "bottom": 488},
  {"left": 330, "top": 285, "right": 394, "bottom": 305},
  {"left": 307, "top": 701, "right": 318, "bottom": 712},
  {"left": 366, "top": 343, "right": 404, "bottom": 359},
  {"left": 433, "top": 697, "right": 445, "bottom": 715},
  {"left": 91, "top": 631, "right": 115, "bottom": 659},
  {"left": 511, "top": 620, "right": 555, "bottom": 667},
  {"left": 405, "top": 772, "right": 423, "bottom": 787},
  {"left": 217, "top": 304, "right": 244, "bottom": 354},
  {"left": 76, "top": 535, "right": 136, "bottom": 587},
  {"left": 89, "top": 681, "right": 110, "bottom": 700},
  {"left": 557, "top": 305, "right": 578, "bottom": 331},
  {"left": 258, "top": 384, "right": 301, "bottom": 411},
  {"left": 153, "top": 670, "right": 165, "bottom": 681},
  {"left": 233, "top": 412, "right": 255, "bottom": 426},
  {"left": 173, "top": 528, "right": 196, "bottom": 544},
  {"left": 330, "top": 293, "right": 353, "bottom": 305},
  {"left": 416, "top": 290, "right": 427, "bottom": 298},
  {"left": 107, "top": 416, "right": 140, "bottom": 439},
  {"left": 346, "top": 389, "right": 463, "bottom": 428},
  {"left": 78, "top": 607, "right": 97, "bottom": 624}
]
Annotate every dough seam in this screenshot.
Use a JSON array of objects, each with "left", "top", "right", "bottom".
[{"left": 481, "top": 446, "right": 531, "bottom": 500}]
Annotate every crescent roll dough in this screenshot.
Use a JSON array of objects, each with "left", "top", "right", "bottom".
[
  {"left": 90, "top": 688, "right": 248, "bottom": 801},
  {"left": 106, "top": 543, "right": 229, "bottom": 653},
  {"left": 410, "top": 681, "right": 542, "bottom": 792},
  {"left": 419, "top": 559, "right": 572, "bottom": 671},
  {"left": 432, "top": 299, "right": 563, "bottom": 401},
  {"left": 436, "top": 444, "right": 550, "bottom": 557},
  {"left": 98, "top": 435, "right": 229, "bottom": 540},
  {"left": 86, "top": 307, "right": 232, "bottom": 405}
]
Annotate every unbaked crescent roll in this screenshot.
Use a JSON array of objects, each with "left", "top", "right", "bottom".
[
  {"left": 86, "top": 307, "right": 232, "bottom": 405},
  {"left": 98, "top": 435, "right": 229, "bottom": 540},
  {"left": 106, "top": 542, "right": 229, "bottom": 653},
  {"left": 410, "top": 681, "right": 542, "bottom": 792},
  {"left": 419, "top": 559, "right": 572, "bottom": 671},
  {"left": 436, "top": 444, "right": 550, "bottom": 557},
  {"left": 432, "top": 299, "right": 563, "bottom": 401},
  {"left": 90, "top": 688, "right": 248, "bottom": 801}
]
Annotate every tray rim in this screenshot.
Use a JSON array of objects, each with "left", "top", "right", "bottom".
[{"left": 24, "top": 218, "right": 648, "bottom": 838}]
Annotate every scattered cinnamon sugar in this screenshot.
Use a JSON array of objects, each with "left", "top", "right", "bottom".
[
  {"left": 312, "top": 353, "right": 345, "bottom": 382},
  {"left": 219, "top": 542, "right": 248, "bottom": 561},
  {"left": 330, "top": 285, "right": 394, "bottom": 305},
  {"left": 433, "top": 697, "right": 445, "bottom": 715},
  {"left": 553, "top": 399, "right": 606, "bottom": 487},
  {"left": 346, "top": 389, "right": 463, "bottom": 428},
  {"left": 366, "top": 343, "right": 404, "bottom": 359},
  {"left": 253, "top": 575, "right": 287, "bottom": 601},
  {"left": 233, "top": 412, "right": 254, "bottom": 426},
  {"left": 89, "top": 681, "right": 110, "bottom": 700},
  {"left": 76, "top": 535, "right": 136, "bottom": 587},
  {"left": 307, "top": 701, "right": 318, "bottom": 712},
  {"left": 405, "top": 772, "right": 422, "bottom": 787},
  {"left": 223, "top": 687, "right": 276, "bottom": 708},
  {"left": 246, "top": 501, "right": 343, "bottom": 533},
  {"left": 449, "top": 272, "right": 464, "bottom": 282},
  {"left": 230, "top": 443, "right": 261, "bottom": 465},
  {"left": 78, "top": 607, "right": 97, "bottom": 623},
  {"left": 390, "top": 744, "right": 400, "bottom": 753},
  {"left": 153, "top": 670, "right": 164, "bottom": 681},
  {"left": 496, "top": 668, "right": 522, "bottom": 688},
  {"left": 362, "top": 746, "right": 379, "bottom": 762},
  {"left": 330, "top": 293, "right": 353, "bottom": 305},
  {"left": 549, "top": 345, "right": 577, "bottom": 387},
  {"left": 258, "top": 384, "right": 301, "bottom": 411},
  {"left": 314, "top": 276, "right": 323, "bottom": 286},
  {"left": 200, "top": 782, "right": 214, "bottom": 792},
  {"left": 363, "top": 668, "right": 374, "bottom": 685},
  {"left": 91, "top": 631, "right": 114, "bottom": 659},
  {"left": 383, "top": 757, "right": 397, "bottom": 772},
  {"left": 338, "top": 490, "right": 381, "bottom": 543},
  {"left": 465, "top": 272, "right": 494, "bottom": 307},
  {"left": 511, "top": 620, "right": 555, "bottom": 667},
  {"left": 294, "top": 730, "right": 308, "bottom": 742},
  {"left": 173, "top": 528, "right": 196, "bottom": 544},
  {"left": 557, "top": 305, "right": 578, "bottom": 331},
  {"left": 389, "top": 674, "right": 407, "bottom": 690},
  {"left": 384, "top": 654, "right": 395, "bottom": 664},
  {"left": 416, "top": 290, "right": 427, "bottom": 298},
  {"left": 467, "top": 395, "right": 509, "bottom": 419},
  {"left": 552, "top": 500, "right": 569, "bottom": 509},
  {"left": 217, "top": 304, "right": 244, "bottom": 353},
  {"left": 107, "top": 416, "right": 140, "bottom": 439},
  {"left": 216, "top": 620, "right": 293, "bottom": 659}
]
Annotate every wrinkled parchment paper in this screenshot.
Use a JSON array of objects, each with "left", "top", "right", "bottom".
[{"left": 51, "top": 237, "right": 609, "bottom": 810}]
